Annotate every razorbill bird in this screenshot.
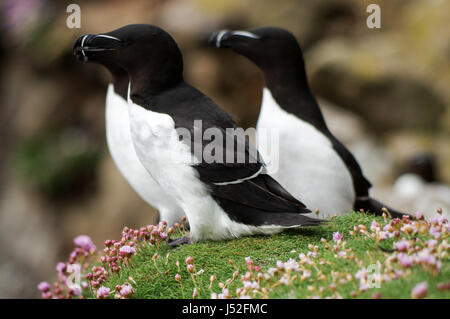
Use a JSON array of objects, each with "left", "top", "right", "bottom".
[
  {"left": 73, "top": 34, "right": 185, "bottom": 226},
  {"left": 394, "top": 154, "right": 449, "bottom": 220},
  {"left": 210, "top": 27, "right": 404, "bottom": 219},
  {"left": 78, "top": 24, "right": 324, "bottom": 243}
]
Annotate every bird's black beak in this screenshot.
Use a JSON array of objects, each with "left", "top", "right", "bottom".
[
  {"left": 73, "top": 34, "right": 122, "bottom": 62},
  {"left": 209, "top": 29, "right": 261, "bottom": 49}
]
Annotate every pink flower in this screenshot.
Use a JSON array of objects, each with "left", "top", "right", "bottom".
[
  {"left": 185, "top": 256, "right": 194, "bottom": 265},
  {"left": 96, "top": 286, "right": 110, "bottom": 299},
  {"left": 37, "top": 281, "right": 50, "bottom": 292},
  {"left": 394, "top": 239, "right": 410, "bottom": 252},
  {"left": 429, "top": 225, "right": 441, "bottom": 238},
  {"left": 56, "top": 262, "right": 66, "bottom": 273},
  {"left": 284, "top": 259, "right": 300, "bottom": 272},
  {"left": 333, "top": 232, "right": 343, "bottom": 242},
  {"left": 415, "top": 211, "right": 424, "bottom": 220},
  {"left": 120, "top": 284, "right": 133, "bottom": 297},
  {"left": 192, "top": 288, "right": 198, "bottom": 298},
  {"left": 426, "top": 239, "right": 438, "bottom": 248},
  {"left": 159, "top": 232, "right": 168, "bottom": 240},
  {"left": 359, "top": 282, "right": 369, "bottom": 291},
  {"left": 398, "top": 253, "right": 413, "bottom": 267},
  {"left": 245, "top": 256, "right": 253, "bottom": 268},
  {"left": 378, "top": 231, "right": 388, "bottom": 240},
  {"left": 119, "top": 245, "right": 136, "bottom": 257},
  {"left": 74, "top": 235, "right": 96, "bottom": 252},
  {"left": 355, "top": 268, "right": 367, "bottom": 280},
  {"left": 279, "top": 276, "right": 289, "bottom": 285},
  {"left": 411, "top": 282, "right": 427, "bottom": 299},
  {"left": 41, "top": 292, "right": 52, "bottom": 299},
  {"left": 268, "top": 267, "right": 278, "bottom": 276},
  {"left": 70, "top": 286, "right": 81, "bottom": 296},
  {"left": 187, "top": 264, "right": 194, "bottom": 273},
  {"left": 370, "top": 220, "right": 381, "bottom": 231}
]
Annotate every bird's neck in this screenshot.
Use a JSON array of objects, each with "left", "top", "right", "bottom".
[
  {"left": 111, "top": 74, "right": 129, "bottom": 100},
  {"left": 129, "top": 67, "right": 183, "bottom": 98},
  {"left": 263, "top": 66, "right": 329, "bottom": 130},
  {"left": 100, "top": 61, "right": 129, "bottom": 99}
]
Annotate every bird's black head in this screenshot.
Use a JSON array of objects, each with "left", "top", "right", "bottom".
[
  {"left": 407, "top": 153, "right": 438, "bottom": 183},
  {"left": 73, "top": 24, "right": 184, "bottom": 94},
  {"left": 209, "top": 27, "right": 304, "bottom": 73},
  {"left": 73, "top": 31, "right": 129, "bottom": 98}
]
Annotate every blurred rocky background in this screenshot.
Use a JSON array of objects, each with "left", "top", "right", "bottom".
[{"left": 0, "top": 0, "right": 448, "bottom": 298}]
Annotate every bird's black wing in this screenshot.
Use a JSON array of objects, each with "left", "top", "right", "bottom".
[{"left": 329, "top": 136, "right": 372, "bottom": 197}]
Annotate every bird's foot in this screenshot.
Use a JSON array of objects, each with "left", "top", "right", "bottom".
[{"left": 168, "top": 236, "right": 191, "bottom": 247}]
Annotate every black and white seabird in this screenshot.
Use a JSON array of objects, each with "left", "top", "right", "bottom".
[
  {"left": 73, "top": 34, "right": 185, "bottom": 226},
  {"left": 210, "top": 27, "right": 404, "bottom": 219},
  {"left": 76, "top": 24, "right": 324, "bottom": 243},
  {"left": 394, "top": 154, "right": 449, "bottom": 220}
]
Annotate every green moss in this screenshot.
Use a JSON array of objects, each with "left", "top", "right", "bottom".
[{"left": 86, "top": 213, "right": 449, "bottom": 299}]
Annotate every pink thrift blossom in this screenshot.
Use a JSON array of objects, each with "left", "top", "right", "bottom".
[
  {"left": 245, "top": 257, "right": 253, "bottom": 268},
  {"left": 268, "top": 268, "right": 278, "bottom": 277},
  {"left": 41, "top": 292, "right": 52, "bottom": 299},
  {"left": 394, "top": 239, "right": 410, "bottom": 252},
  {"left": 159, "top": 232, "right": 168, "bottom": 240},
  {"left": 37, "top": 281, "right": 50, "bottom": 292},
  {"left": 429, "top": 226, "right": 441, "bottom": 238},
  {"left": 355, "top": 268, "right": 367, "bottom": 280},
  {"left": 284, "top": 259, "right": 299, "bottom": 272},
  {"left": 279, "top": 276, "right": 289, "bottom": 285},
  {"left": 333, "top": 232, "right": 343, "bottom": 242},
  {"left": 378, "top": 231, "right": 388, "bottom": 240},
  {"left": 359, "top": 282, "right": 369, "bottom": 291},
  {"left": 426, "top": 239, "right": 438, "bottom": 248},
  {"left": 96, "top": 286, "right": 110, "bottom": 299},
  {"left": 70, "top": 286, "right": 81, "bottom": 296},
  {"left": 74, "top": 235, "right": 96, "bottom": 251},
  {"left": 398, "top": 253, "right": 413, "bottom": 268},
  {"left": 120, "top": 284, "right": 133, "bottom": 297},
  {"left": 370, "top": 220, "right": 381, "bottom": 231},
  {"left": 119, "top": 245, "right": 136, "bottom": 257},
  {"left": 411, "top": 282, "right": 427, "bottom": 299},
  {"left": 56, "top": 262, "right": 66, "bottom": 273}
]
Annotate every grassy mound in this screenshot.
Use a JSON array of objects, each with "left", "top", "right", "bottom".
[{"left": 40, "top": 212, "right": 450, "bottom": 299}]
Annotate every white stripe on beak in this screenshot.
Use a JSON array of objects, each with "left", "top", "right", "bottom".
[
  {"left": 94, "top": 35, "right": 121, "bottom": 42},
  {"left": 230, "top": 31, "right": 260, "bottom": 39},
  {"left": 80, "top": 34, "right": 89, "bottom": 57},
  {"left": 215, "top": 30, "right": 229, "bottom": 48}
]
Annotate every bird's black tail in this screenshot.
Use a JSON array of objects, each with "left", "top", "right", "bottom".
[
  {"left": 354, "top": 197, "right": 406, "bottom": 219},
  {"left": 210, "top": 173, "right": 326, "bottom": 227}
]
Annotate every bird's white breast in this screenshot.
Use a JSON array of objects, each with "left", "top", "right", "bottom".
[
  {"left": 126, "top": 96, "right": 291, "bottom": 241},
  {"left": 256, "top": 88, "right": 355, "bottom": 218},
  {"left": 105, "top": 84, "right": 184, "bottom": 225}
]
